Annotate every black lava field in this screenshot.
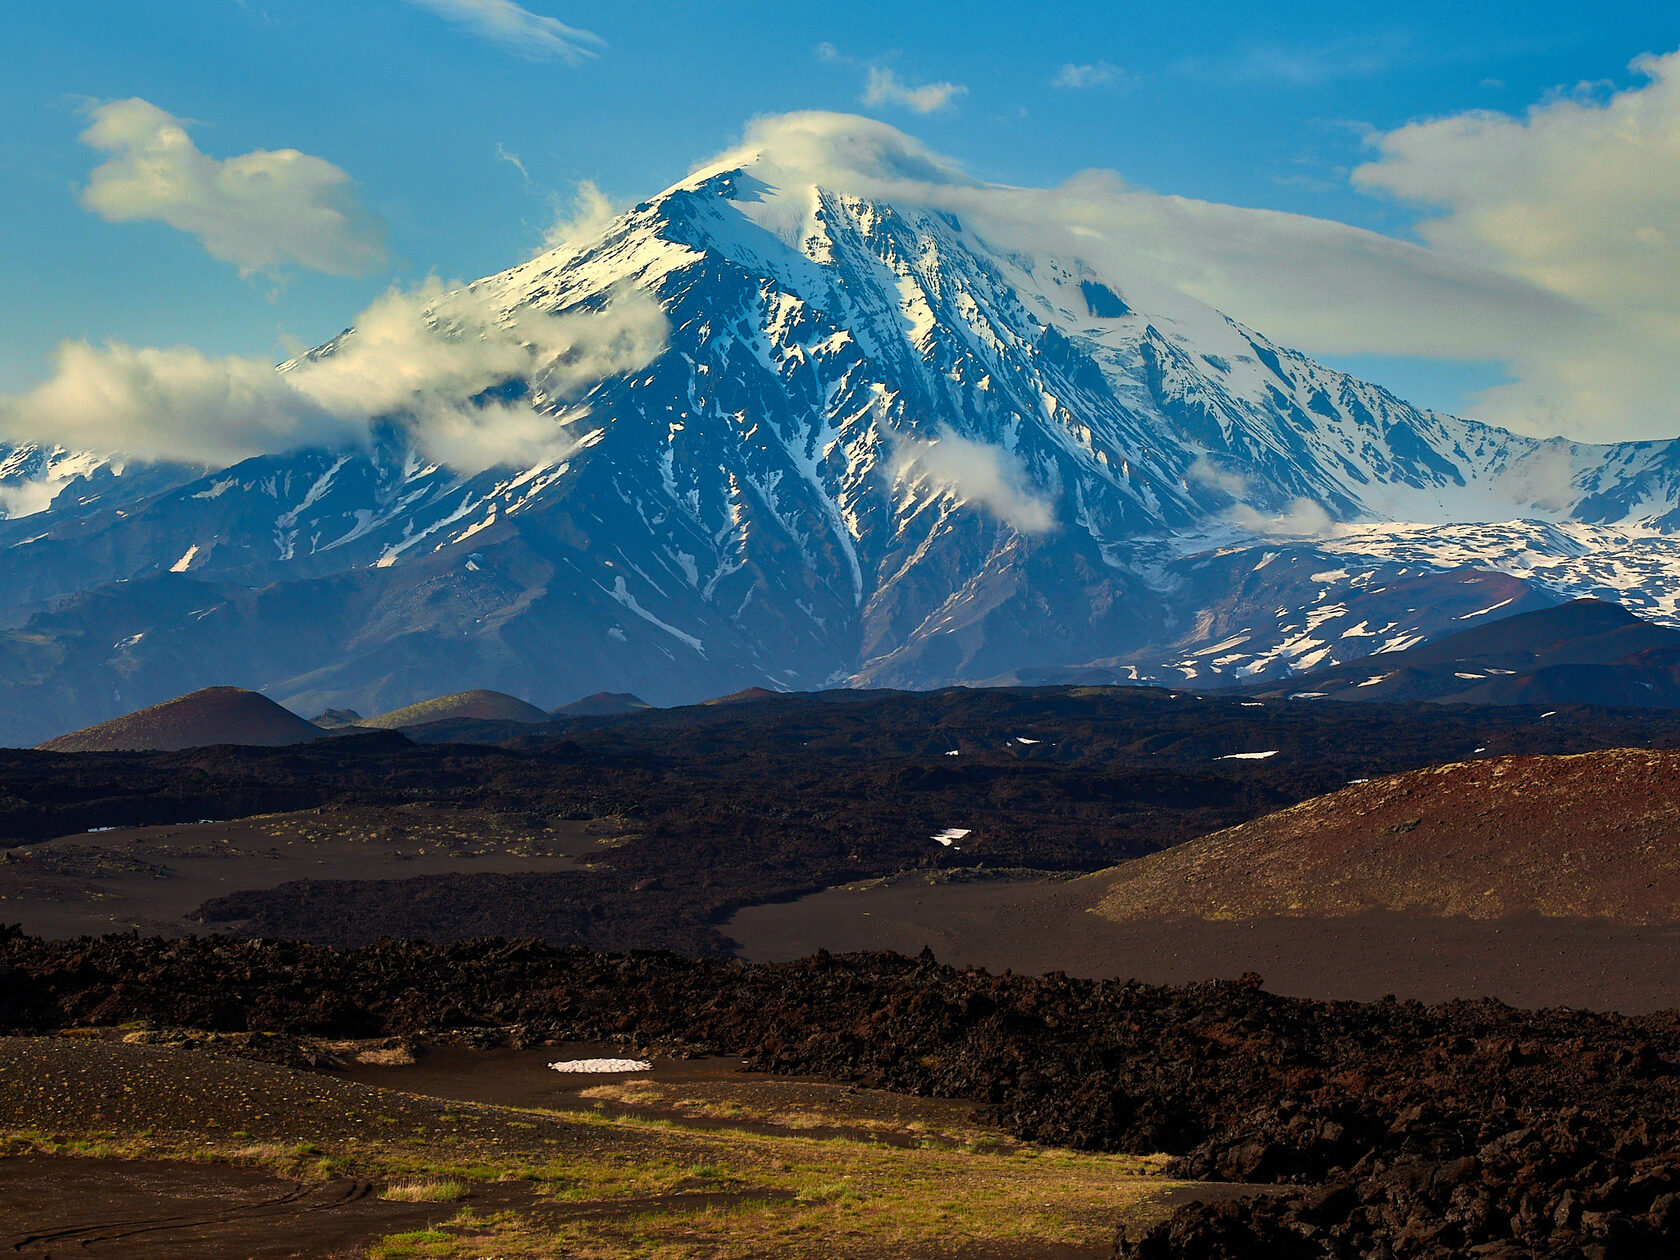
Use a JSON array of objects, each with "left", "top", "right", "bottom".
[
  {"left": 8, "top": 686, "right": 1680, "bottom": 953},
  {"left": 5, "top": 931, "right": 1679, "bottom": 1259}
]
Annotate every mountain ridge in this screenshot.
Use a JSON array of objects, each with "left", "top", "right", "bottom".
[{"left": 3, "top": 117, "right": 1680, "bottom": 743}]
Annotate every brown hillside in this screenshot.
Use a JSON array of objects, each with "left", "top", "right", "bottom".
[
  {"left": 39, "top": 688, "right": 324, "bottom": 752},
  {"left": 1091, "top": 748, "right": 1680, "bottom": 925},
  {"left": 360, "top": 690, "right": 549, "bottom": 729}
]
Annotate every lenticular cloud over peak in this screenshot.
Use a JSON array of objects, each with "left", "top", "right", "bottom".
[
  {"left": 678, "top": 109, "right": 1658, "bottom": 442},
  {"left": 690, "top": 112, "right": 983, "bottom": 196}
]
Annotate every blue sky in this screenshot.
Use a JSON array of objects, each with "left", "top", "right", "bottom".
[{"left": 4, "top": 0, "right": 1680, "bottom": 437}]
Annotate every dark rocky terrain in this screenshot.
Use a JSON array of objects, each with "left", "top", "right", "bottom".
[
  {"left": 12, "top": 687, "right": 1680, "bottom": 952},
  {"left": 5, "top": 932, "right": 1679, "bottom": 1258}
]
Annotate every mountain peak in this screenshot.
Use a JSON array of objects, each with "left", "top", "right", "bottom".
[{"left": 7, "top": 129, "right": 1680, "bottom": 741}]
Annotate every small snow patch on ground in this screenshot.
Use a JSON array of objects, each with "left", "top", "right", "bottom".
[
  {"left": 1540, "top": 711, "right": 1558, "bottom": 718},
  {"left": 1358, "top": 674, "right": 1389, "bottom": 687},
  {"left": 549, "top": 1058, "right": 652, "bottom": 1074},
  {"left": 1217, "top": 750, "right": 1278, "bottom": 760},
  {"left": 932, "top": 828, "right": 971, "bottom": 846},
  {"left": 1014, "top": 736, "right": 1041, "bottom": 744},
  {"left": 1289, "top": 692, "right": 1328, "bottom": 700},
  {"left": 170, "top": 544, "right": 199, "bottom": 573},
  {"left": 1458, "top": 598, "right": 1514, "bottom": 620},
  {"left": 944, "top": 749, "right": 960, "bottom": 756}
]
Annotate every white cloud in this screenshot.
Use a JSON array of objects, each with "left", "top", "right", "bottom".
[
  {"left": 398, "top": 0, "right": 601, "bottom": 62},
  {"left": 1352, "top": 50, "right": 1680, "bottom": 438},
  {"left": 1052, "top": 62, "right": 1125, "bottom": 90},
  {"left": 1, "top": 283, "right": 668, "bottom": 473},
  {"left": 706, "top": 109, "right": 1668, "bottom": 441},
  {"left": 495, "top": 142, "right": 533, "bottom": 183},
  {"left": 892, "top": 429, "right": 1056, "bottom": 534},
  {"left": 2, "top": 341, "right": 352, "bottom": 467},
  {"left": 1187, "top": 455, "right": 1249, "bottom": 498},
  {"left": 78, "top": 99, "right": 388, "bottom": 278},
  {"left": 861, "top": 67, "right": 967, "bottom": 114},
  {"left": 1225, "top": 497, "right": 1337, "bottom": 538},
  {"left": 542, "top": 179, "right": 617, "bottom": 250}
]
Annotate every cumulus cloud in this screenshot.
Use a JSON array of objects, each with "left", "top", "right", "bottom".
[
  {"left": 706, "top": 108, "right": 1672, "bottom": 441},
  {"left": 892, "top": 429, "right": 1057, "bottom": 535},
  {"left": 1, "top": 283, "right": 668, "bottom": 473},
  {"left": 1052, "top": 61, "right": 1125, "bottom": 90},
  {"left": 397, "top": 0, "right": 601, "bottom": 62},
  {"left": 861, "top": 67, "right": 967, "bottom": 114},
  {"left": 2, "top": 342, "right": 349, "bottom": 467},
  {"left": 1352, "top": 49, "right": 1680, "bottom": 438},
  {"left": 78, "top": 99, "right": 387, "bottom": 278}
]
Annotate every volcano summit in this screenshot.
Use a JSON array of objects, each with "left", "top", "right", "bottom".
[{"left": 3, "top": 114, "right": 1679, "bottom": 744}]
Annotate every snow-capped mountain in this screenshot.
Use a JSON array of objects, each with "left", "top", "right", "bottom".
[{"left": 4, "top": 131, "right": 1680, "bottom": 744}]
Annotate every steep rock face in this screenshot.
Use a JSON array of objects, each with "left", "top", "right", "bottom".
[{"left": 4, "top": 147, "right": 1680, "bottom": 744}]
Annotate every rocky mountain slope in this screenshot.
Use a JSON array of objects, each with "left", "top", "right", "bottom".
[
  {"left": 5, "top": 120, "right": 1680, "bottom": 744},
  {"left": 1253, "top": 596, "right": 1680, "bottom": 705}
]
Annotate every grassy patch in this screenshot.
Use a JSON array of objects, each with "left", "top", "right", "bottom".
[
  {"left": 2, "top": 1076, "right": 1182, "bottom": 1260},
  {"left": 381, "top": 1179, "right": 471, "bottom": 1203}
]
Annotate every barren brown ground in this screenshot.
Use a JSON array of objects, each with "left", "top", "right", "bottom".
[
  {"left": 728, "top": 751, "right": 1680, "bottom": 1012},
  {"left": 0, "top": 807, "right": 621, "bottom": 938}
]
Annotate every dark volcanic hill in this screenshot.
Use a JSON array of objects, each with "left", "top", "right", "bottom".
[
  {"left": 550, "top": 692, "right": 654, "bottom": 717},
  {"left": 1252, "top": 596, "right": 1680, "bottom": 706},
  {"left": 37, "top": 687, "right": 325, "bottom": 752},
  {"left": 360, "top": 690, "right": 550, "bottom": 730}
]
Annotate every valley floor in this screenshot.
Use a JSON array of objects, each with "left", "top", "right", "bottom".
[{"left": 726, "top": 871, "right": 1680, "bottom": 1013}]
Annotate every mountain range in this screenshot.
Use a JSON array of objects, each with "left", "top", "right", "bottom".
[{"left": 4, "top": 119, "right": 1680, "bottom": 746}]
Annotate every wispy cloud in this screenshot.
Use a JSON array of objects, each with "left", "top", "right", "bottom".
[
  {"left": 1181, "top": 34, "right": 1409, "bottom": 87},
  {"left": 862, "top": 66, "right": 967, "bottom": 114},
  {"left": 817, "top": 45, "right": 967, "bottom": 116},
  {"left": 1052, "top": 61, "right": 1127, "bottom": 90},
  {"left": 1351, "top": 48, "right": 1680, "bottom": 438},
  {"left": 542, "top": 179, "right": 617, "bottom": 250},
  {"left": 495, "top": 142, "right": 532, "bottom": 183},
  {"left": 0, "top": 282, "right": 668, "bottom": 473},
  {"left": 78, "top": 98, "right": 387, "bottom": 278},
  {"left": 398, "top": 0, "right": 602, "bottom": 63},
  {"left": 892, "top": 429, "right": 1056, "bottom": 534}
]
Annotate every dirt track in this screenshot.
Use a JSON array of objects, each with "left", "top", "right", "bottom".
[{"left": 0, "top": 1156, "right": 449, "bottom": 1259}]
